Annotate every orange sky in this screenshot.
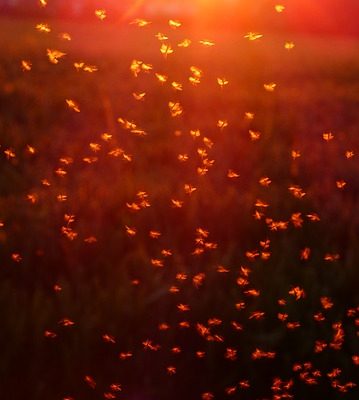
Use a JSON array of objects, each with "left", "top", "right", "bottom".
[{"left": 1, "top": 0, "right": 359, "bottom": 35}]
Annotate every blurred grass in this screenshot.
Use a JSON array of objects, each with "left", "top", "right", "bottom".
[{"left": 0, "top": 16, "right": 358, "bottom": 400}]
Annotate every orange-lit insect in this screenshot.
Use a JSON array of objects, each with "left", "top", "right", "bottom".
[
  {"left": 95, "top": 9, "right": 107, "bottom": 20},
  {"left": 59, "top": 32, "right": 71, "bottom": 41},
  {"left": 21, "top": 60, "right": 32, "bottom": 71},
  {"left": 47, "top": 49, "right": 66, "bottom": 64},
  {"left": 35, "top": 23, "right": 51, "bottom": 33},
  {"left": 178, "top": 38, "right": 192, "bottom": 48},
  {"left": 169, "top": 102, "right": 183, "bottom": 117},
  {"left": 84, "top": 375, "right": 96, "bottom": 389},
  {"left": 131, "top": 19, "right": 151, "bottom": 27},
  {"left": 66, "top": 99, "right": 80, "bottom": 113},
  {"left": 264, "top": 82, "right": 277, "bottom": 92},
  {"left": 169, "top": 19, "right": 182, "bottom": 29},
  {"left": 199, "top": 39, "right": 215, "bottom": 47},
  {"left": 160, "top": 43, "right": 174, "bottom": 57},
  {"left": 245, "top": 32, "right": 263, "bottom": 41},
  {"left": 275, "top": 4, "right": 285, "bottom": 13},
  {"left": 285, "top": 41, "right": 295, "bottom": 50}
]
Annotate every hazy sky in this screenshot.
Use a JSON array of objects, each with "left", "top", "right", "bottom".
[{"left": 1, "top": 0, "right": 358, "bottom": 35}]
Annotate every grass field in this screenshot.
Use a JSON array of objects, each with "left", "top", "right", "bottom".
[{"left": 0, "top": 14, "right": 359, "bottom": 400}]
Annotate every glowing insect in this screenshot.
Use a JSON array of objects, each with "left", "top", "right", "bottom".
[
  {"left": 21, "top": 60, "right": 32, "bottom": 71},
  {"left": 155, "top": 32, "right": 168, "bottom": 41},
  {"left": 323, "top": 132, "right": 334, "bottom": 141},
  {"left": 275, "top": 4, "right": 286, "bottom": 13},
  {"left": 160, "top": 43, "right": 174, "bottom": 57},
  {"left": 217, "top": 119, "right": 228, "bottom": 129},
  {"left": 244, "top": 32, "right": 263, "bottom": 41},
  {"left": 169, "top": 19, "right": 182, "bottom": 29},
  {"left": 155, "top": 73, "right": 168, "bottom": 83},
  {"left": 47, "top": 49, "right": 66, "bottom": 64},
  {"left": 168, "top": 102, "right": 183, "bottom": 117},
  {"left": 190, "top": 66, "right": 203, "bottom": 78},
  {"left": 171, "top": 81, "right": 183, "bottom": 91},
  {"left": 184, "top": 184, "right": 197, "bottom": 194},
  {"left": 84, "top": 375, "right": 96, "bottom": 389},
  {"left": 199, "top": 39, "right": 215, "bottom": 47},
  {"left": 171, "top": 199, "right": 184, "bottom": 208},
  {"left": 336, "top": 180, "right": 347, "bottom": 189},
  {"left": 285, "top": 41, "right": 295, "bottom": 50},
  {"left": 249, "top": 130, "right": 261, "bottom": 140},
  {"left": 35, "top": 23, "right": 51, "bottom": 33},
  {"left": 65, "top": 99, "right": 80, "bottom": 113},
  {"left": 133, "top": 92, "right": 146, "bottom": 101},
  {"left": 217, "top": 77, "right": 229, "bottom": 88},
  {"left": 130, "top": 19, "right": 151, "bottom": 27},
  {"left": 95, "top": 9, "right": 107, "bottom": 20},
  {"left": 245, "top": 112, "right": 255, "bottom": 119},
  {"left": 59, "top": 32, "right": 71, "bottom": 41},
  {"left": 264, "top": 82, "right": 277, "bottom": 92},
  {"left": 178, "top": 39, "right": 192, "bottom": 48},
  {"left": 227, "top": 170, "right": 240, "bottom": 178}
]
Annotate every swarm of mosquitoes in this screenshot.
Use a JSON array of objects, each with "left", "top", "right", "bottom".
[{"left": 9, "top": 0, "right": 359, "bottom": 399}]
